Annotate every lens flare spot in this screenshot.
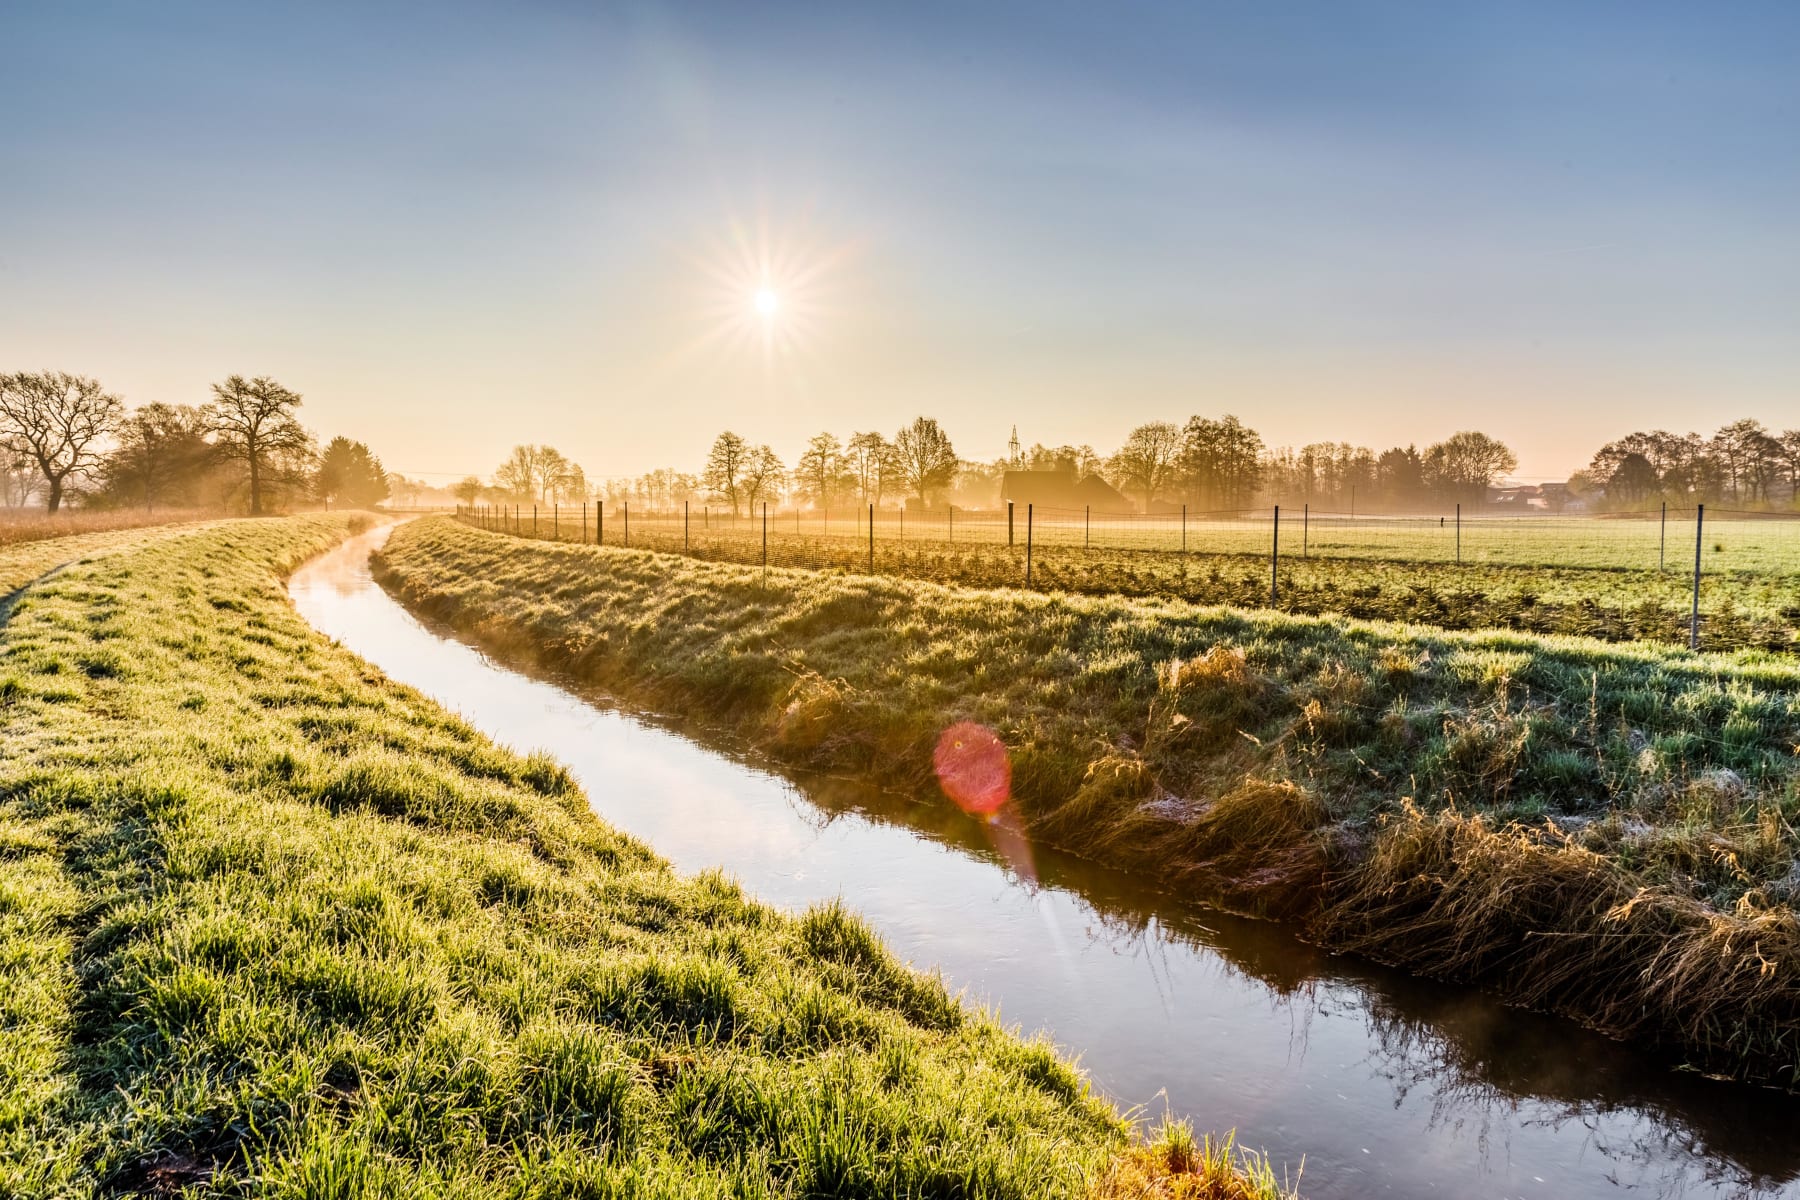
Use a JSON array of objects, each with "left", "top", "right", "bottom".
[{"left": 934, "top": 722, "right": 1012, "bottom": 815}]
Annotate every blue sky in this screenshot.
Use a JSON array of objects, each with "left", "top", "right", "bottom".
[{"left": 3, "top": 1, "right": 1796, "bottom": 482}]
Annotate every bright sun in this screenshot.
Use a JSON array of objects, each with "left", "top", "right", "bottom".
[{"left": 753, "top": 287, "right": 780, "bottom": 318}]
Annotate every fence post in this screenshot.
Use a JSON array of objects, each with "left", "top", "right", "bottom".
[
  {"left": 624, "top": 502, "right": 629, "bottom": 548},
  {"left": 1181, "top": 504, "right": 1187, "bottom": 553},
  {"left": 1303, "top": 503, "right": 1309, "bottom": 559},
  {"left": 533, "top": 504, "right": 538, "bottom": 536},
  {"left": 598, "top": 501, "right": 604, "bottom": 545},
  {"left": 582, "top": 501, "right": 587, "bottom": 543},
  {"left": 868, "top": 503, "right": 874, "bottom": 573},
  {"left": 1690, "top": 503, "right": 1705, "bottom": 650},
  {"left": 553, "top": 504, "right": 558, "bottom": 539},
  {"left": 1026, "top": 503, "right": 1033, "bottom": 587},
  {"left": 762, "top": 502, "right": 768, "bottom": 581},
  {"left": 1271, "top": 505, "right": 1280, "bottom": 606},
  {"left": 1085, "top": 504, "right": 1090, "bottom": 549},
  {"left": 685, "top": 500, "right": 690, "bottom": 552},
  {"left": 949, "top": 505, "right": 954, "bottom": 543},
  {"left": 1455, "top": 503, "right": 1461, "bottom": 565},
  {"left": 1007, "top": 500, "right": 1014, "bottom": 546},
  {"left": 1659, "top": 501, "right": 1667, "bottom": 572}
]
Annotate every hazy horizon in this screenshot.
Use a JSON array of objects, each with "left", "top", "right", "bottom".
[{"left": 4, "top": 1, "right": 1796, "bottom": 485}]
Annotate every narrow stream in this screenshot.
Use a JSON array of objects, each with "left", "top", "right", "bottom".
[{"left": 290, "top": 525, "right": 1800, "bottom": 1200}]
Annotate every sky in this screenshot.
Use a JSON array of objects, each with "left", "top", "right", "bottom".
[{"left": 3, "top": 1, "right": 1796, "bottom": 485}]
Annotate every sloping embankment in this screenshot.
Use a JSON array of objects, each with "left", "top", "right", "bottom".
[
  {"left": 378, "top": 516, "right": 1800, "bottom": 1087},
  {"left": 0, "top": 515, "right": 1204, "bottom": 1198}
]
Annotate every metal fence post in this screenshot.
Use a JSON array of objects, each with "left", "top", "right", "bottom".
[
  {"left": 949, "top": 505, "right": 954, "bottom": 543},
  {"left": 1659, "top": 501, "right": 1667, "bottom": 572},
  {"left": 1690, "top": 503, "right": 1705, "bottom": 650},
  {"left": 1455, "top": 503, "right": 1462, "bottom": 565},
  {"left": 624, "top": 501, "right": 630, "bottom": 548},
  {"left": 1271, "top": 505, "right": 1280, "bottom": 606},
  {"left": 1181, "top": 504, "right": 1187, "bottom": 553},
  {"left": 582, "top": 501, "right": 588, "bottom": 543},
  {"left": 533, "top": 504, "right": 538, "bottom": 536},
  {"left": 1007, "top": 500, "right": 1014, "bottom": 546},
  {"left": 1085, "top": 504, "right": 1090, "bottom": 549},
  {"left": 685, "top": 500, "right": 690, "bottom": 551},
  {"left": 1303, "top": 503, "right": 1309, "bottom": 559},
  {"left": 762, "top": 502, "right": 768, "bottom": 581},
  {"left": 553, "top": 504, "right": 558, "bottom": 539},
  {"left": 598, "top": 501, "right": 604, "bottom": 545},
  {"left": 868, "top": 503, "right": 874, "bottom": 572},
  {"left": 1026, "top": 503, "right": 1033, "bottom": 587}
]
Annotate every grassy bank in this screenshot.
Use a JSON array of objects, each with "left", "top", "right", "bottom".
[
  {"left": 458, "top": 513, "right": 1800, "bottom": 654},
  {"left": 0, "top": 506, "right": 224, "bottom": 554},
  {"left": 380, "top": 517, "right": 1800, "bottom": 1085},
  {"left": 0, "top": 517, "right": 1295, "bottom": 1197}
]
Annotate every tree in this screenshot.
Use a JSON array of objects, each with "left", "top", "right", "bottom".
[
  {"left": 494, "top": 446, "right": 540, "bottom": 501},
  {"left": 0, "top": 371, "right": 124, "bottom": 512},
  {"left": 892, "top": 416, "right": 958, "bottom": 504},
  {"left": 704, "top": 431, "right": 750, "bottom": 515},
  {"left": 740, "top": 444, "right": 786, "bottom": 512},
  {"left": 1107, "top": 421, "right": 1183, "bottom": 511},
  {"left": 796, "top": 432, "right": 846, "bottom": 509},
  {"left": 202, "top": 375, "right": 313, "bottom": 515},
  {"left": 1178, "top": 415, "right": 1262, "bottom": 508},
  {"left": 1421, "top": 431, "right": 1517, "bottom": 503},
  {"left": 1375, "top": 446, "right": 1425, "bottom": 506},
  {"left": 1606, "top": 452, "right": 1660, "bottom": 504},
  {"left": 101, "top": 403, "right": 213, "bottom": 510},
  {"left": 314, "top": 436, "right": 390, "bottom": 508},
  {"left": 453, "top": 476, "right": 483, "bottom": 505},
  {"left": 845, "top": 432, "right": 893, "bottom": 507}
]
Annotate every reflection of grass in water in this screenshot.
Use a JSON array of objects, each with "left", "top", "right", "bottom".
[
  {"left": 2, "top": 516, "right": 1217, "bottom": 1197},
  {"left": 381, "top": 517, "right": 1800, "bottom": 1086}
]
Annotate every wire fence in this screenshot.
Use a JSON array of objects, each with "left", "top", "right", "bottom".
[{"left": 453, "top": 501, "right": 1800, "bottom": 655}]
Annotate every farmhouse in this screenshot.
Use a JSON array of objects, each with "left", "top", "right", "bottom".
[{"left": 1000, "top": 466, "right": 1133, "bottom": 513}]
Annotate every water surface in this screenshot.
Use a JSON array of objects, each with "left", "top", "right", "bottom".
[{"left": 290, "top": 525, "right": 1800, "bottom": 1200}]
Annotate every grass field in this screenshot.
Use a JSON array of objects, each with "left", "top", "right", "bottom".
[
  {"left": 0, "top": 506, "right": 224, "bottom": 553},
  {"left": 382, "top": 517, "right": 1800, "bottom": 1085},
  {"left": 0, "top": 515, "right": 1299, "bottom": 1197},
  {"left": 462, "top": 511, "right": 1800, "bottom": 654}
]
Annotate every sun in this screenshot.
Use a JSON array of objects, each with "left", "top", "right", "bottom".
[{"left": 673, "top": 205, "right": 858, "bottom": 367}]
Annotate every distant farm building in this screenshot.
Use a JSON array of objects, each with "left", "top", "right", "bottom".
[{"left": 1000, "top": 467, "right": 1132, "bottom": 513}]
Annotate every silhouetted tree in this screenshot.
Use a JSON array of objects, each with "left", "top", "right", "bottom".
[
  {"left": 315, "top": 436, "right": 390, "bottom": 508},
  {"left": 203, "top": 375, "right": 313, "bottom": 514},
  {"left": 892, "top": 416, "right": 958, "bottom": 504},
  {"left": 453, "top": 476, "right": 483, "bottom": 505},
  {"left": 101, "top": 403, "right": 213, "bottom": 510},
  {"left": 0, "top": 371, "right": 124, "bottom": 512},
  {"left": 704, "top": 431, "right": 751, "bottom": 515},
  {"left": 1178, "top": 415, "right": 1262, "bottom": 508},
  {"left": 1422, "top": 431, "right": 1517, "bottom": 503},
  {"left": 796, "top": 432, "right": 846, "bottom": 508},
  {"left": 740, "top": 444, "right": 786, "bottom": 512},
  {"left": 1107, "top": 421, "right": 1182, "bottom": 511},
  {"left": 844, "top": 432, "right": 892, "bottom": 507}
]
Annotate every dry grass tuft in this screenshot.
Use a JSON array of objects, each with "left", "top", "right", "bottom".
[{"left": 1090, "top": 1121, "right": 1301, "bottom": 1200}]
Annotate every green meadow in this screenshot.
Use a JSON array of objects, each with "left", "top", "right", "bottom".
[
  {"left": 382, "top": 517, "right": 1800, "bottom": 1085},
  {"left": 1, "top": 516, "right": 1300, "bottom": 1197}
]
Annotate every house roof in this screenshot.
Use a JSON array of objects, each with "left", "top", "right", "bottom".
[{"left": 1000, "top": 468, "right": 1133, "bottom": 513}]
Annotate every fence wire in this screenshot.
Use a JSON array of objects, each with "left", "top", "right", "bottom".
[{"left": 456, "top": 502, "right": 1800, "bottom": 655}]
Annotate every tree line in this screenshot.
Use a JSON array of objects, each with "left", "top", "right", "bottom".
[
  {"left": 0, "top": 371, "right": 391, "bottom": 514},
  {"left": 1578, "top": 420, "right": 1800, "bottom": 509},
  {"left": 468, "top": 417, "right": 1536, "bottom": 516}
]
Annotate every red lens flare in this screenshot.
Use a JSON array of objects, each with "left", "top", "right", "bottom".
[{"left": 933, "top": 722, "right": 1012, "bottom": 815}]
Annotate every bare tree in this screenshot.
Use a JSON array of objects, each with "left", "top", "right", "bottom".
[
  {"left": 796, "top": 432, "right": 845, "bottom": 508},
  {"left": 740, "top": 444, "right": 786, "bottom": 513},
  {"left": 202, "top": 375, "right": 313, "bottom": 514},
  {"left": 892, "top": 416, "right": 958, "bottom": 505},
  {"left": 844, "top": 432, "right": 892, "bottom": 507},
  {"left": 704, "top": 431, "right": 750, "bottom": 515},
  {"left": 1422, "top": 431, "right": 1517, "bottom": 504},
  {"left": 1107, "top": 420, "right": 1182, "bottom": 511},
  {"left": 0, "top": 371, "right": 124, "bottom": 512},
  {"left": 453, "top": 476, "right": 483, "bottom": 505}
]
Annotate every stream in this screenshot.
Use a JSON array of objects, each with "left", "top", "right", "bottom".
[{"left": 290, "top": 524, "right": 1800, "bottom": 1200}]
